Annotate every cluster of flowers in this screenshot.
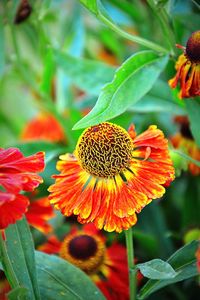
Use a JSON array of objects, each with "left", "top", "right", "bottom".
[{"left": 1, "top": 30, "right": 200, "bottom": 299}]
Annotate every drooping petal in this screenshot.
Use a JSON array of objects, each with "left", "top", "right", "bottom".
[{"left": 0, "top": 194, "right": 29, "bottom": 230}]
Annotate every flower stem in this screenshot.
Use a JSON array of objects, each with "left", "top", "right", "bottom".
[
  {"left": 0, "top": 232, "right": 19, "bottom": 288},
  {"left": 125, "top": 228, "right": 136, "bottom": 300},
  {"left": 98, "top": 12, "right": 169, "bottom": 54}
]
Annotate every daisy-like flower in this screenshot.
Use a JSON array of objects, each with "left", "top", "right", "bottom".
[
  {"left": 21, "top": 112, "right": 65, "bottom": 143},
  {"left": 26, "top": 196, "right": 55, "bottom": 234},
  {"left": 38, "top": 224, "right": 142, "bottom": 300},
  {"left": 49, "top": 122, "right": 174, "bottom": 232},
  {"left": 0, "top": 148, "right": 45, "bottom": 229},
  {"left": 168, "top": 30, "right": 200, "bottom": 98},
  {"left": 171, "top": 116, "right": 200, "bottom": 175}
]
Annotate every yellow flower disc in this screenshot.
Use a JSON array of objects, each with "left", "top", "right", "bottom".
[{"left": 75, "top": 122, "right": 133, "bottom": 177}]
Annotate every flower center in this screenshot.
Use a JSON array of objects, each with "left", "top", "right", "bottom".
[
  {"left": 186, "top": 30, "right": 200, "bottom": 63},
  {"left": 59, "top": 233, "right": 105, "bottom": 274},
  {"left": 75, "top": 122, "right": 133, "bottom": 177},
  {"left": 68, "top": 235, "right": 97, "bottom": 259}
]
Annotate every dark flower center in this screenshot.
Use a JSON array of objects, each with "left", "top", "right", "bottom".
[
  {"left": 186, "top": 30, "right": 200, "bottom": 63},
  {"left": 180, "top": 123, "right": 193, "bottom": 140},
  {"left": 68, "top": 235, "right": 97, "bottom": 260}
]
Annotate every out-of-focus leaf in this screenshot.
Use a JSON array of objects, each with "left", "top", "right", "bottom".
[
  {"left": 55, "top": 50, "right": 115, "bottom": 96},
  {"left": 138, "top": 241, "right": 199, "bottom": 299},
  {"left": 137, "top": 259, "right": 177, "bottom": 280},
  {"left": 11, "top": 142, "right": 65, "bottom": 164},
  {"left": 0, "top": 262, "right": 3, "bottom": 270},
  {"left": 0, "top": 17, "right": 5, "bottom": 77},
  {"left": 40, "top": 48, "right": 55, "bottom": 97},
  {"left": 8, "top": 287, "right": 28, "bottom": 300},
  {"left": 186, "top": 98, "right": 200, "bottom": 148},
  {"left": 73, "top": 51, "right": 168, "bottom": 129},
  {"left": 5, "top": 218, "right": 41, "bottom": 300},
  {"left": 129, "top": 80, "right": 185, "bottom": 114},
  {"left": 171, "top": 149, "right": 200, "bottom": 168},
  {"left": 36, "top": 251, "right": 105, "bottom": 300},
  {"left": 80, "top": 0, "right": 98, "bottom": 15}
]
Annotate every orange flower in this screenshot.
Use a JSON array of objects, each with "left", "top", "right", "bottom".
[
  {"left": 0, "top": 148, "right": 45, "bottom": 229},
  {"left": 98, "top": 47, "right": 119, "bottom": 66},
  {"left": 21, "top": 112, "right": 65, "bottom": 143},
  {"left": 49, "top": 122, "right": 174, "bottom": 232},
  {"left": 38, "top": 224, "right": 142, "bottom": 300},
  {"left": 26, "top": 197, "right": 55, "bottom": 234},
  {"left": 171, "top": 116, "right": 200, "bottom": 175},
  {"left": 168, "top": 30, "right": 200, "bottom": 98}
]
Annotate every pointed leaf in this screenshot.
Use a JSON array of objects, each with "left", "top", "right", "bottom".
[
  {"left": 186, "top": 98, "right": 200, "bottom": 147},
  {"left": 73, "top": 51, "right": 168, "bottom": 129},
  {"left": 55, "top": 50, "right": 115, "bottom": 95},
  {"left": 138, "top": 241, "right": 199, "bottom": 299},
  {"left": 36, "top": 251, "right": 105, "bottom": 300},
  {"left": 8, "top": 287, "right": 28, "bottom": 300},
  {"left": 137, "top": 259, "right": 177, "bottom": 280},
  {"left": 5, "top": 218, "right": 41, "bottom": 300}
]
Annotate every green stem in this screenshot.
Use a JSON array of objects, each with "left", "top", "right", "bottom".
[
  {"left": 147, "top": 0, "right": 176, "bottom": 55},
  {"left": 125, "top": 228, "right": 136, "bottom": 300},
  {"left": 98, "top": 12, "right": 169, "bottom": 54},
  {"left": 0, "top": 233, "right": 19, "bottom": 288}
]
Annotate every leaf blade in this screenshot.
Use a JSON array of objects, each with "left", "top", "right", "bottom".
[{"left": 73, "top": 51, "right": 168, "bottom": 129}]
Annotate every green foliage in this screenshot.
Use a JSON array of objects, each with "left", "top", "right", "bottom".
[
  {"left": 138, "top": 241, "right": 199, "bottom": 299},
  {"left": 5, "top": 218, "right": 41, "bottom": 300},
  {"left": 136, "top": 259, "right": 177, "bottom": 280},
  {"left": 36, "top": 251, "right": 105, "bottom": 300},
  {"left": 73, "top": 51, "right": 168, "bottom": 129}
]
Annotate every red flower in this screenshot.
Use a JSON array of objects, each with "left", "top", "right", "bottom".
[
  {"left": 0, "top": 148, "right": 45, "bottom": 229},
  {"left": 26, "top": 197, "right": 55, "bottom": 234},
  {"left": 21, "top": 112, "right": 65, "bottom": 143},
  {"left": 168, "top": 31, "right": 200, "bottom": 98},
  {"left": 0, "top": 271, "right": 10, "bottom": 300},
  {"left": 49, "top": 122, "right": 175, "bottom": 232},
  {"left": 38, "top": 224, "right": 142, "bottom": 300},
  {"left": 196, "top": 243, "right": 200, "bottom": 274}
]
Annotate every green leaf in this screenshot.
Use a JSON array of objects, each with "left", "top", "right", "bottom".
[
  {"left": 55, "top": 50, "right": 115, "bottom": 96},
  {"left": 73, "top": 51, "right": 168, "bottom": 130},
  {"left": 80, "top": 0, "right": 97, "bottom": 15},
  {"left": 136, "top": 259, "right": 177, "bottom": 280},
  {"left": 5, "top": 218, "right": 41, "bottom": 300},
  {"left": 36, "top": 251, "right": 105, "bottom": 300},
  {"left": 171, "top": 149, "right": 200, "bottom": 168},
  {"left": 0, "top": 16, "right": 5, "bottom": 77},
  {"left": 40, "top": 48, "right": 55, "bottom": 97},
  {"left": 129, "top": 80, "right": 185, "bottom": 114},
  {"left": 138, "top": 241, "right": 199, "bottom": 299},
  {"left": 186, "top": 98, "right": 200, "bottom": 148},
  {"left": 10, "top": 142, "right": 65, "bottom": 164},
  {"left": 8, "top": 287, "right": 28, "bottom": 300}
]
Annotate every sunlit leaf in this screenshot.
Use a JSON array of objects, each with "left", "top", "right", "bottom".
[{"left": 73, "top": 51, "right": 168, "bottom": 129}]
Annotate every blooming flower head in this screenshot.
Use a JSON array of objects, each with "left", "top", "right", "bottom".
[
  {"left": 168, "top": 30, "right": 200, "bottom": 98},
  {"left": 49, "top": 122, "right": 174, "bottom": 232},
  {"left": 0, "top": 148, "right": 45, "bottom": 229},
  {"left": 21, "top": 112, "right": 65, "bottom": 143},
  {"left": 38, "top": 224, "right": 142, "bottom": 300},
  {"left": 171, "top": 116, "right": 200, "bottom": 175},
  {"left": 26, "top": 196, "right": 55, "bottom": 234}
]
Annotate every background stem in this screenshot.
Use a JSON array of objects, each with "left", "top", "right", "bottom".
[{"left": 125, "top": 228, "right": 136, "bottom": 300}]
